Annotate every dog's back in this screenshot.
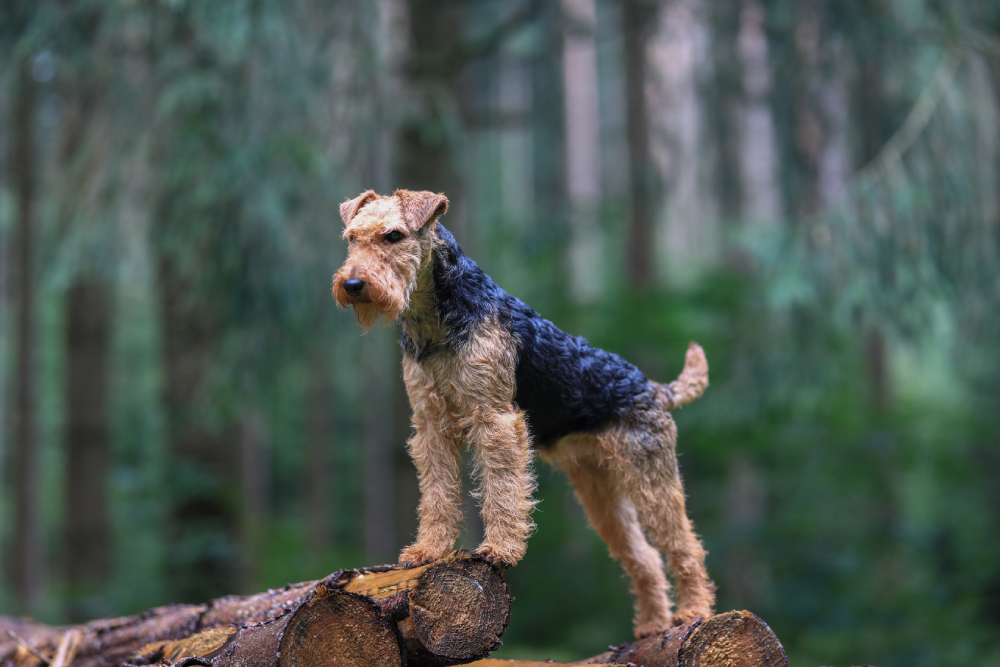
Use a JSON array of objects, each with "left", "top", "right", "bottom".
[
  {"left": 505, "top": 298, "right": 649, "bottom": 447},
  {"left": 429, "top": 222, "right": 707, "bottom": 448}
]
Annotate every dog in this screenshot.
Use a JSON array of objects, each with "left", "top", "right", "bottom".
[{"left": 332, "top": 189, "right": 715, "bottom": 636}]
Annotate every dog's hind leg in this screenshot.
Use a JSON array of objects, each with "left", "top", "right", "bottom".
[
  {"left": 610, "top": 421, "right": 716, "bottom": 624},
  {"left": 555, "top": 444, "right": 673, "bottom": 637}
]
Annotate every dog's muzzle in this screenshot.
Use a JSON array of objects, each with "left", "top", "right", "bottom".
[{"left": 344, "top": 278, "right": 365, "bottom": 296}]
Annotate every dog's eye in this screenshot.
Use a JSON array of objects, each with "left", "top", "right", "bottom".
[{"left": 385, "top": 230, "right": 405, "bottom": 243}]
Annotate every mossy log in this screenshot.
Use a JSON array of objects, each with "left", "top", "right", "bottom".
[{"left": 0, "top": 554, "right": 509, "bottom": 667}]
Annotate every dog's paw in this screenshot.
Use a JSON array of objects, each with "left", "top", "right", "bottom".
[
  {"left": 671, "top": 609, "right": 708, "bottom": 626},
  {"left": 474, "top": 543, "right": 522, "bottom": 569},
  {"left": 398, "top": 542, "right": 450, "bottom": 567},
  {"left": 634, "top": 618, "right": 671, "bottom": 639}
]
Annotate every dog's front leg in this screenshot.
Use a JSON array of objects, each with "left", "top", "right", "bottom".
[
  {"left": 399, "top": 360, "right": 463, "bottom": 567},
  {"left": 399, "top": 414, "right": 463, "bottom": 566},
  {"left": 469, "top": 406, "right": 537, "bottom": 568}
]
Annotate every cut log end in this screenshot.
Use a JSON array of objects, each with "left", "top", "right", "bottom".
[
  {"left": 339, "top": 554, "right": 511, "bottom": 666},
  {"left": 587, "top": 610, "right": 788, "bottom": 667},
  {"left": 409, "top": 558, "right": 510, "bottom": 663},
  {"left": 276, "top": 591, "right": 403, "bottom": 667},
  {"left": 148, "top": 588, "right": 404, "bottom": 667},
  {"left": 677, "top": 611, "right": 787, "bottom": 667}
]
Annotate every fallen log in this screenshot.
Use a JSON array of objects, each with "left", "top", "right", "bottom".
[
  {"left": 469, "top": 662, "right": 626, "bottom": 667},
  {"left": 580, "top": 610, "right": 788, "bottom": 667},
  {"left": 469, "top": 663, "right": 625, "bottom": 667},
  {"left": 338, "top": 555, "right": 509, "bottom": 666},
  {"left": 137, "top": 587, "right": 402, "bottom": 667},
  {"left": 462, "top": 610, "right": 787, "bottom": 667},
  {"left": 0, "top": 554, "right": 509, "bottom": 667}
]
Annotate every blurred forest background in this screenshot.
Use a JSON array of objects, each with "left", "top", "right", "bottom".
[{"left": 1, "top": 0, "right": 999, "bottom": 665}]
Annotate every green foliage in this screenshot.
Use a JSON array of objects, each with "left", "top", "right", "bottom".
[{"left": 1, "top": 0, "right": 999, "bottom": 665}]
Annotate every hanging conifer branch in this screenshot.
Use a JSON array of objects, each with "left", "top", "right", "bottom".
[{"left": 853, "top": 48, "right": 963, "bottom": 188}]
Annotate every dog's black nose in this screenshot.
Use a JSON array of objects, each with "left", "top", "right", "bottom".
[{"left": 344, "top": 278, "right": 365, "bottom": 296}]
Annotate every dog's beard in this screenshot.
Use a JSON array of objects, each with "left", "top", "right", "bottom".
[
  {"left": 351, "top": 299, "right": 399, "bottom": 330},
  {"left": 333, "top": 260, "right": 418, "bottom": 331}
]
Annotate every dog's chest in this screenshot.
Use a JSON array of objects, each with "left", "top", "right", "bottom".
[{"left": 418, "top": 352, "right": 470, "bottom": 409}]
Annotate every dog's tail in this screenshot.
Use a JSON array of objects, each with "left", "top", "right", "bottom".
[{"left": 657, "top": 341, "right": 709, "bottom": 410}]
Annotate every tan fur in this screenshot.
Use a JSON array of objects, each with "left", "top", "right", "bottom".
[
  {"left": 402, "top": 317, "right": 537, "bottom": 567},
  {"left": 332, "top": 193, "right": 440, "bottom": 329},
  {"left": 334, "top": 189, "right": 715, "bottom": 637},
  {"left": 551, "top": 435, "right": 673, "bottom": 635},
  {"left": 398, "top": 356, "right": 465, "bottom": 564},
  {"left": 659, "top": 342, "right": 710, "bottom": 409}
]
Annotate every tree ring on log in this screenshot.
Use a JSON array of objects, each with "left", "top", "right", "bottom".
[
  {"left": 409, "top": 558, "right": 510, "bottom": 662},
  {"left": 278, "top": 590, "right": 404, "bottom": 667},
  {"left": 200, "top": 588, "right": 404, "bottom": 667},
  {"left": 677, "top": 610, "right": 787, "bottom": 667}
]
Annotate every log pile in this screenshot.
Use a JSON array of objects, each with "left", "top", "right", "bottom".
[
  {"left": 0, "top": 556, "right": 788, "bottom": 667},
  {"left": 1, "top": 555, "right": 509, "bottom": 667}
]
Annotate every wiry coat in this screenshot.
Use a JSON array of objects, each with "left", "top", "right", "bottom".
[
  {"left": 333, "top": 190, "right": 715, "bottom": 638},
  {"left": 403, "top": 223, "right": 653, "bottom": 446}
]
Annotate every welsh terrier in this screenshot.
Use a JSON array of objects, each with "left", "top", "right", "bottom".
[{"left": 332, "top": 189, "right": 715, "bottom": 636}]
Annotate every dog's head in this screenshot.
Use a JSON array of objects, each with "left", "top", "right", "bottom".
[{"left": 332, "top": 189, "right": 448, "bottom": 329}]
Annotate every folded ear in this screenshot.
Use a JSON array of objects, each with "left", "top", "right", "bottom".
[
  {"left": 395, "top": 190, "right": 449, "bottom": 231},
  {"left": 340, "top": 190, "right": 379, "bottom": 225}
]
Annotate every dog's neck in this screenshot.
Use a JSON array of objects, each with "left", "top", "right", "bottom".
[
  {"left": 399, "top": 232, "right": 446, "bottom": 353},
  {"left": 399, "top": 222, "right": 495, "bottom": 360}
]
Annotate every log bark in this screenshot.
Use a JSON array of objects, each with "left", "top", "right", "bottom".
[
  {"left": 339, "top": 556, "right": 510, "bottom": 666},
  {"left": 131, "top": 588, "right": 403, "bottom": 667},
  {"left": 464, "top": 611, "right": 787, "bottom": 667},
  {"left": 0, "top": 566, "right": 786, "bottom": 667},
  {"left": 470, "top": 662, "right": 625, "bottom": 667},
  {"left": 581, "top": 610, "right": 787, "bottom": 667},
  {"left": 0, "top": 555, "right": 510, "bottom": 667},
  {"left": 469, "top": 662, "right": 625, "bottom": 667}
]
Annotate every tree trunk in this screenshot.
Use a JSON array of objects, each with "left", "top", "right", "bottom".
[
  {"left": 790, "top": 1, "right": 850, "bottom": 218},
  {"left": 399, "top": 0, "right": 469, "bottom": 246},
  {"left": 622, "top": 0, "right": 660, "bottom": 288},
  {"left": 563, "top": 0, "right": 604, "bottom": 302},
  {"left": 0, "top": 555, "right": 510, "bottom": 667},
  {"left": 647, "top": 0, "right": 717, "bottom": 283},
  {"left": 0, "top": 65, "right": 9, "bottom": 598},
  {"left": 622, "top": 0, "right": 653, "bottom": 287},
  {"left": 306, "top": 366, "right": 334, "bottom": 553},
  {"left": 853, "top": 31, "right": 893, "bottom": 416},
  {"left": 157, "top": 256, "right": 239, "bottom": 602},
  {"left": 11, "top": 57, "right": 42, "bottom": 616},
  {"left": 237, "top": 412, "right": 268, "bottom": 594},
  {"left": 64, "top": 280, "right": 114, "bottom": 616},
  {"left": 737, "top": 0, "right": 782, "bottom": 224},
  {"left": 705, "top": 0, "right": 744, "bottom": 227}
]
